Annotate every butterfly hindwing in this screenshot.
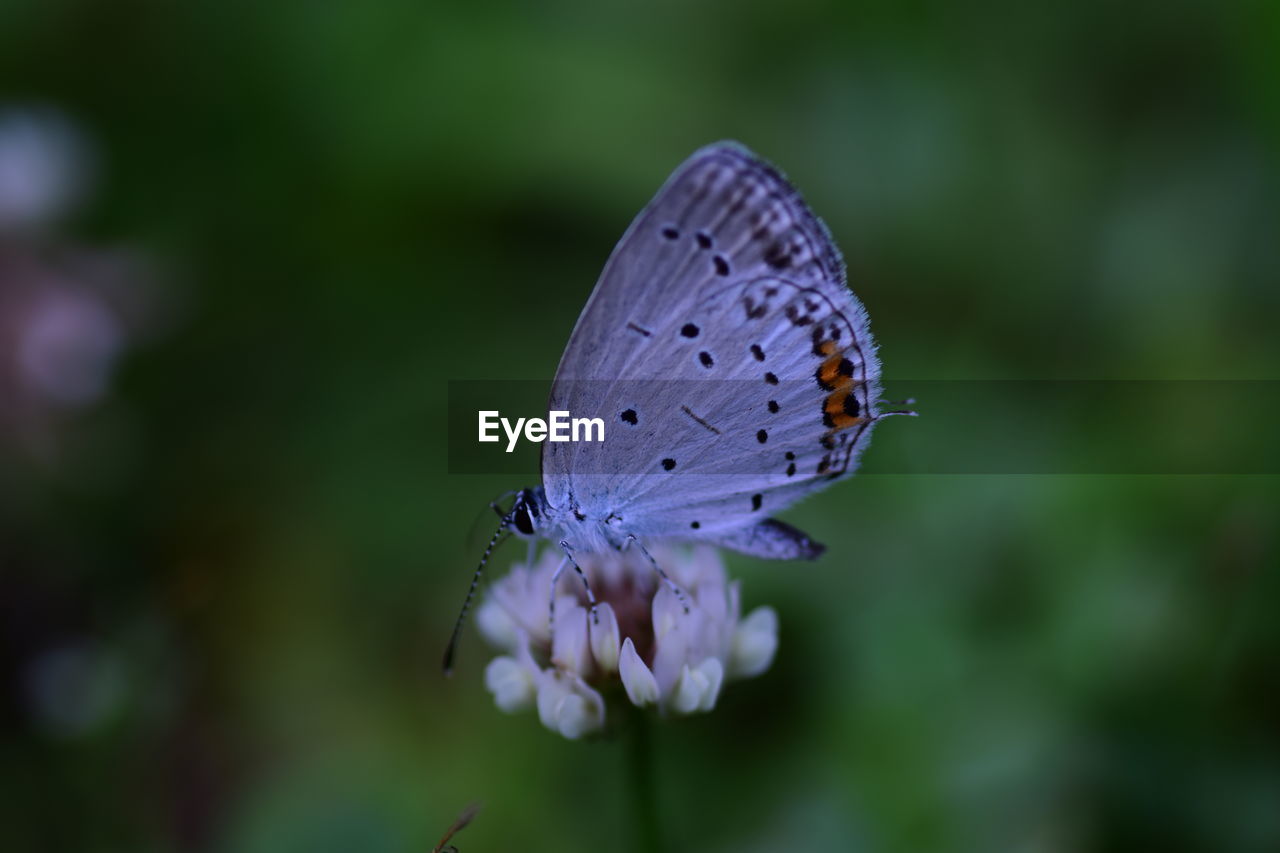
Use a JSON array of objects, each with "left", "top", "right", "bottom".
[{"left": 542, "top": 142, "right": 881, "bottom": 546}]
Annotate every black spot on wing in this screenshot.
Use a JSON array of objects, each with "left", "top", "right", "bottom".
[
  {"left": 695, "top": 231, "right": 713, "bottom": 249},
  {"left": 750, "top": 344, "right": 765, "bottom": 361},
  {"left": 662, "top": 458, "right": 676, "bottom": 471},
  {"left": 751, "top": 493, "right": 763, "bottom": 511},
  {"left": 681, "top": 323, "right": 700, "bottom": 338},
  {"left": 661, "top": 226, "right": 679, "bottom": 240},
  {"left": 811, "top": 327, "right": 825, "bottom": 355},
  {"left": 621, "top": 409, "right": 638, "bottom": 425},
  {"left": 698, "top": 351, "right": 714, "bottom": 368},
  {"left": 764, "top": 241, "right": 791, "bottom": 269},
  {"left": 713, "top": 255, "right": 730, "bottom": 276},
  {"left": 785, "top": 304, "right": 814, "bottom": 327}
]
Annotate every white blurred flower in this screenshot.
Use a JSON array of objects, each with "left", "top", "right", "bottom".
[
  {"left": 483, "top": 644, "right": 538, "bottom": 713},
  {"left": 536, "top": 668, "right": 605, "bottom": 739},
  {"left": 0, "top": 107, "right": 91, "bottom": 231},
  {"left": 476, "top": 545, "right": 778, "bottom": 739},
  {"left": 23, "top": 639, "right": 126, "bottom": 738}
]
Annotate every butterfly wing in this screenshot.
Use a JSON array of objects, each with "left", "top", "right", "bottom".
[{"left": 542, "top": 142, "right": 882, "bottom": 550}]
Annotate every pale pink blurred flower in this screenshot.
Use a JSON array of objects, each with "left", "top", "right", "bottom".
[
  {"left": 477, "top": 545, "right": 778, "bottom": 739},
  {"left": 0, "top": 105, "right": 164, "bottom": 459},
  {"left": 15, "top": 283, "right": 123, "bottom": 406}
]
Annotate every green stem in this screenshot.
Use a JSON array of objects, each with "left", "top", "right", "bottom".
[{"left": 626, "top": 703, "right": 663, "bottom": 853}]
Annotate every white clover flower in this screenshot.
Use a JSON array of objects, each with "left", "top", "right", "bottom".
[{"left": 476, "top": 544, "right": 778, "bottom": 739}]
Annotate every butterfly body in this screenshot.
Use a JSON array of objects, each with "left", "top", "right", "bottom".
[{"left": 508, "top": 484, "right": 826, "bottom": 560}]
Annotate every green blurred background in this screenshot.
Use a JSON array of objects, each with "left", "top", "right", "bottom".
[{"left": 2, "top": 1, "right": 1278, "bottom": 851}]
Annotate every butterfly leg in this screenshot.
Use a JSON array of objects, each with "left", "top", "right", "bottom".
[
  {"left": 623, "top": 534, "right": 691, "bottom": 614},
  {"left": 555, "top": 541, "right": 600, "bottom": 625},
  {"left": 547, "top": 553, "right": 574, "bottom": 637}
]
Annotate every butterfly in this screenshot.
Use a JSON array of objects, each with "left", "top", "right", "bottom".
[{"left": 445, "top": 141, "right": 903, "bottom": 672}]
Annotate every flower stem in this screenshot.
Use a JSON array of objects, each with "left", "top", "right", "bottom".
[{"left": 625, "top": 703, "right": 663, "bottom": 853}]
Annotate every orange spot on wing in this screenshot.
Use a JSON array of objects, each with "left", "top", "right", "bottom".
[
  {"left": 819, "top": 353, "right": 852, "bottom": 390},
  {"left": 823, "top": 386, "right": 866, "bottom": 431},
  {"left": 826, "top": 413, "right": 866, "bottom": 431}
]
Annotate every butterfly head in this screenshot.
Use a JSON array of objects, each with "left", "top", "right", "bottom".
[{"left": 506, "top": 486, "right": 548, "bottom": 539}]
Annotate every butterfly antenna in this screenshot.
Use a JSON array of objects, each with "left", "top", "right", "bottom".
[
  {"left": 488, "top": 489, "right": 520, "bottom": 515},
  {"left": 463, "top": 490, "right": 518, "bottom": 548},
  {"left": 443, "top": 521, "right": 510, "bottom": 676},
  {"left": 875, "top": 397, "right": 918, "bottom": 418}
]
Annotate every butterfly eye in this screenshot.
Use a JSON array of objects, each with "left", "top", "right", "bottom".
[
  {"left": 510, "top": 490, "right": 539, "bottom": 536},
  {"left": 512, "top": 503, "right": 535, "bottom": 536}
]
